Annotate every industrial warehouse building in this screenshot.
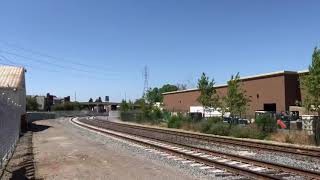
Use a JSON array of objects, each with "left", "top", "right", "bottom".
[{"left": 163, "top": 70, "right": 307, "bottom": 118}]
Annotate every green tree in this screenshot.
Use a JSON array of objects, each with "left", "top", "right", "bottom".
[
  {"left": 145, "top": 84, "right": 178, "bottom": 104},
  {"left": 120, "top": 100, "right": 130, "bottom": 112},
  {"left": 176, "top": 83, "right": 187, "bottom": 90},
  {"left": 160, "top": 84, "right": 179, "bottom": 94},
  {"left": 26, "top": 96, "right": 39, "bottom": 111},
  {"left": 301, "top": 47, "right": 320, "bottom": 115},
  {"left": 146, "top": 87, "right": 161, "bottom": 104},
  {"left": 223, "top": 73, "right": 250, "bottom": 118},
  {"left": 197, "top": 73, "right": 220, "bottom": 114},
  {"left": 52, "top": 102, "right": 84, "bottom": 111}
]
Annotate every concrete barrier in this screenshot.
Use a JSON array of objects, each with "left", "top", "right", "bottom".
[
  {"left": 27, "top": 110, "right": 119, "bottom": 122},
  {"left": 27, "top": 112, "right": 56, "bottom": 122}
]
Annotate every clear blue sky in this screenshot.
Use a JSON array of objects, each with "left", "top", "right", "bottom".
[{"left": 0, "top": 0, "right": 319, "bottom": 102}]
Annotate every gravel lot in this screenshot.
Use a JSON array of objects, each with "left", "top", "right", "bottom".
[{"left": 32, "top": 118, "right": 243, "bottom": 180}]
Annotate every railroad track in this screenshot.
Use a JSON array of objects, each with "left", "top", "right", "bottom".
[
  {"left": 97, "top": 118, "right": 320, "bottom": 158},
  {"left": 74, "top": 119, "right": 320, "bottom": 179},
  {"left": 72, "top": 117, "right": 320, "bottom": 180}
]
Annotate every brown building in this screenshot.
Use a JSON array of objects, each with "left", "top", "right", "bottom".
[{"left": 163, "top": 71, "right": 306, "bottom": 118}]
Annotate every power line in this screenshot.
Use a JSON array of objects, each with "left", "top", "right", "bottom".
[
  {"left": 0, "top": 55, "right": 61, "bottom": 73},
  {"left": 0, "top": 54, "right": 20, "bottom": 66},
  {"left": 0, "top": 50, "right": 119, "bottom": 76},
  {"left": 0, "top": 40, "right": 118, "bottom": 72},
  {"left": 0, "top": 54, "right": 118, "bottom": 81}
]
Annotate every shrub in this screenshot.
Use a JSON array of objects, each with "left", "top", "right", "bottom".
[
  {"left": 52, "top": 102, "right": 83, "bottom": 111},
  {"left": 199, "top": 117, "right": 223, "bottom": 133},
  {"left": 120, "top": 111, "right": 144, "bottom": 122},
  {"left": 162, "top": 111, "right": 171, "bottom": 121},
  {"left": 230, "top": 124, "right": 266, "bottom": 139},
  {"left": 206, "top": 122, "right": 230, "bottom": 136},
  {"left": 149, "top": 108, "right": 163, "bottom": 124},
  {"left": 26, "top": 96, "right": 39, "bottom": 111},
  {"left": 167, "top": 114, "right": 184, "bottom": 129},
  {"left": 255, "top": 114, "right": 277, "bottom": 133}
]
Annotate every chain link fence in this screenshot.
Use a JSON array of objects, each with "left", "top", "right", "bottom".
[{"left": 0, "top": 92, "right": 23, "bottom": 170}]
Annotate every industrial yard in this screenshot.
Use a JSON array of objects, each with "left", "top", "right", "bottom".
[
  {"left": 1, "top": 1, "right": 320, "bottom": 180},
  {"left": 2, "top": 117, "right": 320, "bottom": 180}
]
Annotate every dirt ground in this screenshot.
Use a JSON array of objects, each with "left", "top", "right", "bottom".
[
  {"left": 1, "top": 131, "right": 35, "bottom": 180},
  {"left": 31, "top": 118, "right": 195, "bottom": 180}
]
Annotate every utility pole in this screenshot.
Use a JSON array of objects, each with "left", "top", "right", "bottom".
[{"left": 74, "top": 91, "right": 77, "bottom": 102}]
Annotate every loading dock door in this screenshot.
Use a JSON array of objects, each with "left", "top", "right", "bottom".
[{"left": 264, "top": 103, "right": 276, "bottom": 112}]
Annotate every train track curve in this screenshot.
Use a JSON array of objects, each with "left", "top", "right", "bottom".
[{"left": 72, "top": 117, "right": 320, "bottom": 180}]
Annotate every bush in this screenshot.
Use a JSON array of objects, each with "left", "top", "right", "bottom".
[
  {"left": 167, "top": 114, "right": 185, "bottom": 129},
  {"left": 230, "top": 124, "right": 266, "bottom": 139},
  {"left": 162, "top": 111, "right": 171, "bottom": 121},
  {"left": 206, "top": 122, "right": 230, "bottom": 136},
  {"left": 255, "top": 114, "right": 277, "bottom": 133},
  {"left": 26, "top": 96, "right": 39, "bottom": 111},
  {"left": 120, "top": 111, "right": 145, "bottom": 122},
  {"left": 120, "top": 108, "right": 165, "bottom": 124},
  {"left": 149, "top": 108, "right": 163, "bottom": 124},
  {"left": 199, "top": 117, "right": 223, "bottom": 133}
]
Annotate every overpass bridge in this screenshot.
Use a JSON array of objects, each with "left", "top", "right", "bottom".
[{"left": 79, "top": 102, "right": 120, "bottom": 111}]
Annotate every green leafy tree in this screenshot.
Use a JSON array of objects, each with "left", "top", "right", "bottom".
[
  {"left": 197, "top": 73, "right": 220, "bottom": 114},
  {"left": 160, "top": 84, "right": 179, "bottom": 94},
  {"left": 223, "top": 73, "right": 250, "bottom": 118},
  {"left": 301, "top": 47, "right": 320, "bottom": 115},
  {"left": 145, "top": 84, "right": 178, "bottom": 104},
  {"left": 120, "top": 100, "right": 130, "bottom": 112},
  {"left": 146, "top": 87, "right": 161, "bottom": 104},
  {"left": 53, "top": 102, "right": 84, "bottom": 111},
  {"left": 176, "top": 83, "right": 187, "bottom": 90},
  {"left": 26, "top": 96, "right": 39, "bottom": 111}
]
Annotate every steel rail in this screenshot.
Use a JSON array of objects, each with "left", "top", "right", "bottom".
[
  {"left": 97, "top": 118, "right": 320, "bottom": 158},
  {"left": 72, "top": 118, "right": 281, "bottom": 180},
  {"left": 77, "top": 118, "right": 320, "bottom": 179}
]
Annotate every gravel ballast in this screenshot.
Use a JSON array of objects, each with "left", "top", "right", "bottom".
[{"left": 95, "top": 117, "right": 320, "bottom": 173}]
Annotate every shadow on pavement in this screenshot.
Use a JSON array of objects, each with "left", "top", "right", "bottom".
[{"left": 28, "top": 123, "right": 51, "bottom": 133}]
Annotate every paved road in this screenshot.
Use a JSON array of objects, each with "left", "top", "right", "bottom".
[{"left": 32, "top": 118, "right": 195, "bottom": 180}]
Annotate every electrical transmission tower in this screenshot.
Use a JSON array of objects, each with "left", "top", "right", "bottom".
[{"left": 143, "top": 65, "right": 149, "bottom": 98}]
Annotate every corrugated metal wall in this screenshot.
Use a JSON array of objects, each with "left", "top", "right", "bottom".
[{"left": 0, "top": 92, "right": 23, "bottom": 171}]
